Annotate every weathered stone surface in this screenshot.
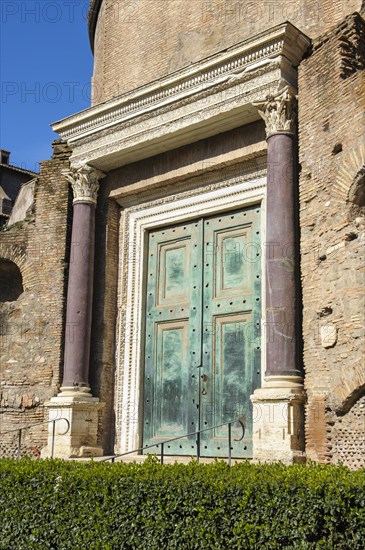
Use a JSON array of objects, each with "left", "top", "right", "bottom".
[
  {"left": 298, "top": 13, "right": 365, "bottom": 466},
  {"left": 0, "top": 141, "right": 72, "bottom": 457},
  {"left": 320, "top": 324, "right": 337, "bottom": 348},
  {"left": 42, "top": 394, "right": 104, "bottom": 458},
  {"left": 251, "top": 382, "right": 306, "bottom": 464},
  {"left": 8, "top": 179, "right": 36, "bottom": 226}
]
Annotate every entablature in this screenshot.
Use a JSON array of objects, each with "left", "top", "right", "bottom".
[{"left": 53, "top": 22, "right": 310, "bottom": 172}]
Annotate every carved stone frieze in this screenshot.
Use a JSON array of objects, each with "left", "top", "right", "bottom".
[
  {"left": 64, "top": 164, "right": 106, "bottom": 204},
  {"left": 67, "top": 75, "right": 278, "bottom": 170},
  {"left": 254, "top": 85, "right": 298, "bottom": 137}
]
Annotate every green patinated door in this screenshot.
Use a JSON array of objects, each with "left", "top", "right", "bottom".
[{"left": 143, "top": 205, "right": 261, "bottom": 458}]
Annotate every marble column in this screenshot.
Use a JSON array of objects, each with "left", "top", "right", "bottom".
[
  {"left": 250, "top": 86, "right": 305, "bottom": 464},
  {"left": 42, "top": 164, "right": 105, "bottom": 458},
  {"left": 62, "top": 164, "right": 103, "bottom": 392}
]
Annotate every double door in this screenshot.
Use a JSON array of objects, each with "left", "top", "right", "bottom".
[{"left": 143, "top": 205, "right": 261, "bottom": 457}]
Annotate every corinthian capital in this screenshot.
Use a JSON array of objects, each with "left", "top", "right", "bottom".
[
  {"left": 254, "top": 86, "right": 297, "bottom": 137},
  {"left": 64, "top": 164, "right": 106, "bottom": 204}
]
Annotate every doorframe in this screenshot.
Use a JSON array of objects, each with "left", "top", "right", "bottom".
[{"left": 115, "top": 172, "right": 267, "bottom": 454}]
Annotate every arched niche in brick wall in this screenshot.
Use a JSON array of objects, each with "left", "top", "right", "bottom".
[
  {"left": 0, "top": 258, "right": 24, "bottom": 302},
  {"left": 348, "top": 165, "right": 365, "bottom": 219}
]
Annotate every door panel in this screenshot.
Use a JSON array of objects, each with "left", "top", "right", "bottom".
[
  {"left": 201, "top": 207, "right": 261, "bottom": 457},
  {"left": 143, "top": 221, "right": 202, "bottom": 454},
  {"left": 215, "top": 226, "right": 253, "bottom": 297},
  {"left": 143, "top": 205, "right": 261, "bottom": 458},
  {"left": 155, "top": 321, "right": 189, "bottom": 434},
  {"left": 157, "top": 241, "right": 191, "bottom": 305}
]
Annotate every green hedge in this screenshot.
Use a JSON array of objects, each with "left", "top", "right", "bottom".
[{"left": 0, "top": 458, "right": 364, "bottom": 549}]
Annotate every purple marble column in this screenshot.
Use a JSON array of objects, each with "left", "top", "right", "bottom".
[
  {"left": 256, "top": 87, "right": 301, "bottom": 379},
  {"left": 62, "top": 164, "right": 105, "bottom": 392}
]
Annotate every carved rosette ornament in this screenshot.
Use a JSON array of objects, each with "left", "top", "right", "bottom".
[
  {"left": 64, "top": 164, "right": 106, "bottom": 204},
  {"left": 254, "top": 86, "right": 297, "bottom": 137}
]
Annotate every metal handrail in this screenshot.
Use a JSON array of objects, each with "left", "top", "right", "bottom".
[
  {"left": 0, "top": 417, "right": 70, "bottom": 459},
  {"left": 101, "top": 419, "right": 245, "bottom": 466}
]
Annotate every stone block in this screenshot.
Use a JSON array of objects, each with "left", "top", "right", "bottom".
[
  {"left": 41, "top": 393, "right": 104, "bottom": 459},
  {"left": 251, "top": 378, "right": 306, "bottom": 464}
]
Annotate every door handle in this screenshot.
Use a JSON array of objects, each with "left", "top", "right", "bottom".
[
  {"left": 201, "top": 374, "right": 207, "bottom": 395},
  {"left": 233, "top": 419, "right": 245, "bottom": 442}
]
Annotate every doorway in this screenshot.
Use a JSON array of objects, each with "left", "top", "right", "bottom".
[{"left": 143, "top": 205, "right": 261, "bottom": 457}]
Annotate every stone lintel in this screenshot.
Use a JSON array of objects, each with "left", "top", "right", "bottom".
[{"left": 110, "top": 141, "right": 267, "bottom": 205}]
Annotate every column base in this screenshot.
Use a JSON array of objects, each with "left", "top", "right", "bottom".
[
  {"left": 250, "top": 376, "right": 306, "bottom": 464},
  {"left": 41, "top": 388, "right": 104, "bottom": 459}
]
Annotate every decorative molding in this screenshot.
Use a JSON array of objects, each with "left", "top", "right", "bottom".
[
  {"left": 53, "top": 23, "right": 310, "bottom": 144},
  {"left": 63, "top": 164, "right": 106, "bottom": 204},
  {"left": 114, "top": 169, "right": 267, "bottom": 453},
  {"left": 254, "top": 85, "right": 298, "bottom": 137},
  {"left": 68, "top": 75, "right": 275, "bottom": 171}
]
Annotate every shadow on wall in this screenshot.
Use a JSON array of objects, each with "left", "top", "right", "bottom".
[
  {"left": 348, "top": 166, "right": 365, "bottom": 220},
  {"left": 0, "top": 259, "right": 23, "bottom": 302}
]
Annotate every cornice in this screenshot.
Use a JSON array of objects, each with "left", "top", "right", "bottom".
[
  {"left": 88, "top": 0, "right": 103, "bottom": 54},
  {"left": 53, "top": 22, "right": 310, "bottom": 145}
]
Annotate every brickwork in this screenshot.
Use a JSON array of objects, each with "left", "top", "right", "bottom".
[
  {"left": 331, "top": 394, "right": 365, "bottom": 469},
  {"left": 91, "top": 0, "right": 362, "bottom": 104},
  {"left": 0, "top": 142, "right": 72, "bottom": 457},
  {"left": 298, "top": 13, "right": 365, "bottom": 465}
]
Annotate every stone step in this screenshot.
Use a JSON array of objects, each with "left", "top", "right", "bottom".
[{"left": 73, "top": 454, "right": 249, "bottom": 465}]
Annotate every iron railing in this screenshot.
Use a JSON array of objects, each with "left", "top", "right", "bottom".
[
  {"left": 0, "top": 417, "right": 70, "bottom": 459},
  {"left": 101, "top": 420, "right": 245, "bottom": 466}
]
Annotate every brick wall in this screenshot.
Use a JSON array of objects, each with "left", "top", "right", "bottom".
[
  {"left": 91, "top": 0, "right": 362, "bottom": 104},
  {"left": 0, "top": 142, "right": 72, "bottom": 457},
  {"left": 298, "top": 13, "right": 365, "bottom": 466},
  {"left": 331, "top": 394, "right": 365, "bottom": 469}
]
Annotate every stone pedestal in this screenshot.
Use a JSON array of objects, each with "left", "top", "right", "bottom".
[
  {"left": 42, "top": 389, "right": 104, "bottom": 458},
  {"left": 251, "top": 376, "right": 305, "bottom": 464}
]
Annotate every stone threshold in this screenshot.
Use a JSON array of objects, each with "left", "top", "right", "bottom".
[{"left": 70, "top": 454, "right": 250, "bottom": 465}]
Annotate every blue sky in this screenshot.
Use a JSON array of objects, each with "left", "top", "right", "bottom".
[{"left": 0, "top": 1, "right": 93, "bottom": 173}]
